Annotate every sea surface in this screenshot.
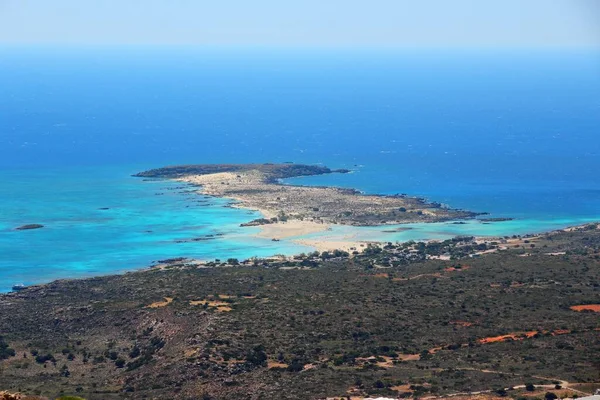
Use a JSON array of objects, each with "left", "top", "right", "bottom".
[{"left": 1, "top": 47, "right": 599, "bottom": 291}]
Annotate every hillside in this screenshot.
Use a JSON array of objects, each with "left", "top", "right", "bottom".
[{"left": 0, "top": 225, "right": 599, "bottom": 399}]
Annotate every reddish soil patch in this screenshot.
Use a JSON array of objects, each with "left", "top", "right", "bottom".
[
  {"left": 478, "top": 331, "right": 538, "bottom": 344},
  {"left": 373, "top": 273, "right": 389, "bottom": 278},
  {"left": 476, "top": 329, "right": 571, "bottom": 345},
  {"left": 570, "top": 304, "right": 600, "bottom": 312}
]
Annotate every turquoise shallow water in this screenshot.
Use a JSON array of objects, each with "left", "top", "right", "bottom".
[
  {"left": 1, "top": 165, "right": 597, "bottom": 293},
  {"left": 0, "top": 166, "right": 311, "bottom": 292}
]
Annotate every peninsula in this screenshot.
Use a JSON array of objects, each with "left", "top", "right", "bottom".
[{"left": 134, "top": 163, "right": 480, "bottom": 233}]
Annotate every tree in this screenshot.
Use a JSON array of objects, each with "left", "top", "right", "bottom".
[
  {"left": 525, "top": 383, "right": 535, "bottom": 392},
  {"left": 545, "top": 393, "right": 558, "bottom": 400}
]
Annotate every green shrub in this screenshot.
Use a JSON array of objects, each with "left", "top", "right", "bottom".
[{"left": 0, "top": 336, "right": 16, "bottom": 360}]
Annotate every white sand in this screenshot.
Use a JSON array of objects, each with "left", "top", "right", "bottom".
[{"left": 255, "top": 220, "right": 330, "bottom": 239}]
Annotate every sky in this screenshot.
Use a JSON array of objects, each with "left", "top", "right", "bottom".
[{"left": 0, "top": 0, "right": 599, "bottom": 48}]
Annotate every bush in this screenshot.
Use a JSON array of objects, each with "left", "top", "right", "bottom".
[
  {"left": 0, "top": 336, "right": 16, "bottom": 360},
  {"left": 245, "top": 345, "right": 267, "bottom": 367},
  {"left": 35, "top": 353, "right": 55, "bottom": 364},
  {"left": 374, "top": 380, "right": 385, "bottom": 389},
  {"left": 129, "top": 346, "right": 141, "bottom": 358}
]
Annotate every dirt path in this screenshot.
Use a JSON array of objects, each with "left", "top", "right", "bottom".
[{"left": 441, "top": 368, "right": 595, "bottom": 397}]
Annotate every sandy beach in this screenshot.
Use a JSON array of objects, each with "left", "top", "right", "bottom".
[
  {"left": 253, "top": 220, "right": 331, "bottom": 239},
  {"left": 177, "top": 172, "right": 379, "bottom": 252}
]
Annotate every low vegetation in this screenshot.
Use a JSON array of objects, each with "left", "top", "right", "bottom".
[{"left": 0, "top": 225, "right": 598, "bottom": 399}]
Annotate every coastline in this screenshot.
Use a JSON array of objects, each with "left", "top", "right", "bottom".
[
  {"left": 3, "top": 219, "right": 597, "bottom": 295},
  {"left": 140, "top": 163, "right": 483, "bottom": 253},
  {"left": 159, "top": 164, "right": 598, "bottom": 255},
  {"left": 3, "top": 162, "right": 599, "bottom": 292},
  {"left": 4, "top": 220, "right": 598, "bottom": 292}
]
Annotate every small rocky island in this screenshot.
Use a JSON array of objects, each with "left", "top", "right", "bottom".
[
  {"left": 14, "top": 224, "right": 44, "bottom": 231},
  {"left": 134, "top": 163, "right": 480, "bottom": 226}
]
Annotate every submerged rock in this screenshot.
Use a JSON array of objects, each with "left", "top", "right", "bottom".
[
  {"left": 15, "top": 224, "right": 44, "bottom": 231},
  {"left": 479, "top": 217, "right": 514, "bottom": 222}
]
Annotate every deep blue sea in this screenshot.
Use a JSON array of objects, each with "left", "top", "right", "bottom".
[{"left": 1, "top": 47, "right": 599, "bottom": 291}]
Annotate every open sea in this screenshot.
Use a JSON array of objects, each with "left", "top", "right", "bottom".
[{"left": 1, "top": 47, "right": 599, "bottom": 291}]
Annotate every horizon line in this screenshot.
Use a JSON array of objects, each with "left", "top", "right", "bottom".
[{"left": 1, "top": 43, "right": 599, "bottom": 51}]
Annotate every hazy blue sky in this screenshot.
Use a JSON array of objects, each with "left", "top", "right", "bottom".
[{"left": 0, "top": 0, "right": 598, "bottom": 47}]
